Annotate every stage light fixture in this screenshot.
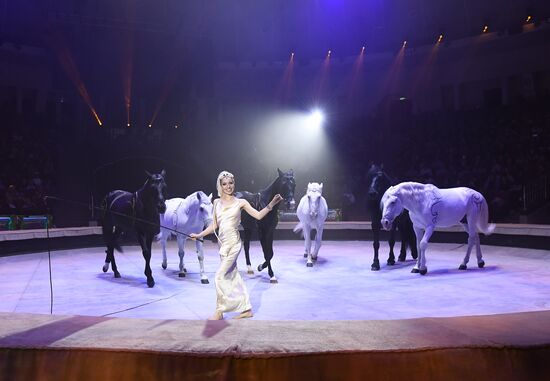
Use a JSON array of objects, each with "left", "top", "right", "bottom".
[
  {"left": 402, "top": 40, "right": 407, "bottom": 47},
  {"left": 308, "top": 109, "right": 324, "bottom": 129},
  {"left": 526, "top": 15, "right": 532, "bottom": 23},
  {"left": 483, "top": 25, "right": 489, "bottom": 33},
  {"left": 437, "top": 34, "right": 443, "bottom": 43}
]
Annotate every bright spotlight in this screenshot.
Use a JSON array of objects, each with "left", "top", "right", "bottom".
[{"left": 308, "top": 109, "right": 324, "bottom": 129}]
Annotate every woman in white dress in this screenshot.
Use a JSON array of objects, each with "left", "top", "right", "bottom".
[{"left": 191, "top": 171, "right": 282, "bottom": 320}]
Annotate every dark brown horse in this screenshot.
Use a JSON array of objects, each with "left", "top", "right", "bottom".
[
  {"left": 236, "top": 169, "right": 296, "bottom": 283},
  {"left": 101, "top": 170, "right": 167, "bottom": 287},
  {"left": 366, "top": 165, "right": 417, "bottom": 270}
]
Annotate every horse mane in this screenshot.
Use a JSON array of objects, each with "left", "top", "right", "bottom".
[
  {"left": 394, "top": 182, "right": 438, "bottom": 205},
  {"left": 260, "top": 176, "right": 280, "bottom": 195}
]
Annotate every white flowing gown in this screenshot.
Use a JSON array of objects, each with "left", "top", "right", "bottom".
[{"left": 213, "top": 199, "right": 252, "bottom": 314}]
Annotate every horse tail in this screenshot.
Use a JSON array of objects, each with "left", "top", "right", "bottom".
[
  {"left": 293, "top": 222, "right": 303, "bottom": 235},
  {"left": 476, "top": 195, "right": 496, "bottom": 236}
]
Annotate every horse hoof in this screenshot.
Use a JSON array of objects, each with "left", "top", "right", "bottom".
[
  {"left": 398, "top": 256, "right": 406, "bottom": 262},
  {"left": 387, "top": 260, "right": 396, "bottom": 266},
  {"left": 102, "top": 264, "right": 109, "bottom": 273},
  {"left": 178, "top": 272, "right": 186, "bottom": 278},
  {"left": 419, "top": 268, "right": 428, "bottom": 275},
  {"left": 312, "top": 256, "right": 318, "bottom": 261},
  {"left": 371, "top": 265, "right": 380, "bottom": 271},
  {"left": 303, "top": 253, "right": 308, "bottom": 258},
  {"left": 257, "top": 264, "right": 263, "bottom": 272},
  {"left": 478, "top": 260, "right": 485, "bottom": 268},
  {"left": 270, "top": 277, "right": 278, "bottom": 284},
  {"left": 459, "top": 264, "right": 467, "bottom": 270},
  {"left": 411, "top": 268, "right": 420, "bottom": 273},
  {"left": 306, "top": 262, "right": 313, "bottom": 267},
  {"left": 161, "top": 263, "right": 167, "bottom": 270},
  {"left": 147, "top": 280, "right": 155, "bottom": 288},
  {"left": 114, "top": 273, "right": 121, "bottom": 278},
  {"left": 201, "top": 279, "right": 209, "bottom": 284}
]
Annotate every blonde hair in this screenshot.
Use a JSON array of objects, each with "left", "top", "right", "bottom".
[{"left": 216, "top": 170, "right": 235, "bottom": 197}]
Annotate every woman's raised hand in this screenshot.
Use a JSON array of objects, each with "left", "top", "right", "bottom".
[{"left": 269, "top": 194, "right": 283, "bottom": 208}]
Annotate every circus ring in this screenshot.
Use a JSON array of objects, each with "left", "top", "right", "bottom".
[{"left": 1, "top": 222, "right": 549, "bottom": 381}]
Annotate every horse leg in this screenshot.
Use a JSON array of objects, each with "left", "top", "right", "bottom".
[
  {"left": 414, "top": 225, "right": 434, "bottom": 275},
  {"left": 459, "top": 221, "right": 476, "bottom": 270},
  {"left": 371, "top": 221, "right": 381, "bottom": 271},
  {"left": 409, "top": 226, "right": 418, "bottom": 260},
  {"left": 139, "top": 233, "right": 155, "bottom": 287},
  {"left": 109, "top": 227, "right": 122, "bottom": 278},
  {"left": 304, "top": 225, "right": 313, "bottom": 267},
  {"left": 243, "top": 228, "right": 254, "bottom": 274},
  {"left": 177, "top": 234, "right": 187, "bottom": 277},
  {"left": 397, "top": 217, "right": 407, "bottom": 262},
  {"left": 302, "top": 225, "right": 310, "bottom": 258},
  {"left": 257, "top": 231, "right": 267, "bottom": 273},
  {"left": 387, "top": 224, "right": 396, "bottom": 266},
  {"left": 258, "top": 229, "right": 277, "bottom": 283},
  {"left": 102, "top": 222, "right": 113, "bottom": 272},
  {"left": 313, "top": 225, "right": 324, "bottom": 261},
  {"left": 103, "top": 250, "right": 110, "bottom": 272},
  {"left": 475, "top": 233, "right": 485, "bottom": 268},
  {"left": 195, "top": 238, "right": 209, "bottom": 284},
  {"left": 411, "top": 226, "right": 424, "bottom": 274},
  {"left": 160, "top": 232, "right": 168, "bottom": 270}
]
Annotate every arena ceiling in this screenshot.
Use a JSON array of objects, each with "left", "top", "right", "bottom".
[{"left": 3, "top": 0, "right": 550, "bottom": 61}]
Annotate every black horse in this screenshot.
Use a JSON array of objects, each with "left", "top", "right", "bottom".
[
  {"left": 365, "top": 164, "right": 417, "bottom": 271},
  {"left": 236, "top": 169, "right": 296, "bottom": 283},
  {"left": 101, "top": 170, "right": 167, "bottom": 287}
]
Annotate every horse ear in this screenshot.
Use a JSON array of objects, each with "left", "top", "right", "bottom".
[
  {"left": 145, "top": 170, "right": 152, "bottom": 177},
  {"left": 208, "top": 193, "right": 213, "bottom": 201},
  {"left": 320, "top": 183, "right": 323, "bottom": 190},
  {"left": 197, "top": 192, "right": 201, "bottom": 200},
  {"left": 278, "top": 168, "right": 283, "bottom": 177},
  {"left": 161, "top": 169, "right": 166, "bottom": 177}
]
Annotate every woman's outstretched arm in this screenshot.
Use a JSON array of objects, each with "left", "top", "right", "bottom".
[{"left": 240, "top": 194, "right": 283, "bottom": 220}]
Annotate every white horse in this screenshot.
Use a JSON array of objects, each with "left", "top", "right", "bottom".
[
  {"left": 158, "top": 191, "right": 213, "bottom": 283},
  {"left": 293, "top": 182, "right": 329, "bottom": 267},
  {"left": 381, "top": 182, "right": 495, "bottom": 275}
]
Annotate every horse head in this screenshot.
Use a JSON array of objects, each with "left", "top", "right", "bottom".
[
  {"left": 380, "top": 186, "right": 403, "bottom": 231},
  {"left": 277, "top": 168, "right": 296, "bottom": 210},
  {"left": 145, "top": 169, "right": 167, "bottom": 214},
  {"left": 196, "top": 191, "right": 214, "bottom": 228},
  {"left": 367, "top": 164, "right": 392, "bottom": 201},
  {"left": 306, "top": 182, "right": 323, "bottom": 219}
]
